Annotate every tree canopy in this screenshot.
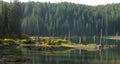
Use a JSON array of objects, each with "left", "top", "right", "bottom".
[
  {"left": 21, "top": 2, "right": 120, "bottom": 36},
  {"left": 0, "top": 1, "right": 22, "bottom": 37},
  {"left": 1, "top": 2, "right": 120, "bottom": 36}
]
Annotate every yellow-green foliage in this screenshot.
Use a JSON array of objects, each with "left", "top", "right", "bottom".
[
  {"left": 14, "top": 39, "right": 21, "bottom": 44},
  {"left": 48, "top": 39, "right": 69, "bottom": 45},
  {"left": 87, "top": 44, "right": 97, "bottom": 46},
  {"left": 20, "top": 39, "right": 27, "bottom": 43},
  {"left": 2, "top": 39, "right": 16, "bottom": 46},
  {"left": 61, "top": 43, "right": 74, "bottom": 48},
  {"left": 20, "top": 39, "right": 34, "bottom": 44}
]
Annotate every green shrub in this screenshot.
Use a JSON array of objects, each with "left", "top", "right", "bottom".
[
  {"left": 49, "top": 39, "right": 69, "bottom": 45},
  {"left": 20, "top": 39, "right": 34, "bottom": 44},
  {"left": 14, "top": 39, "right": 21, "bottom": 44},
  {"left": 87, "top": 44, "right": 97, "bottom": 46},
  {"left": 2, "top": 39, "right": 16, "bottom": 46}
]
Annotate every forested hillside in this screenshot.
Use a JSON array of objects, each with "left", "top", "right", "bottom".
[
  {"left": 1, "top": 1, "right": 120, "bottom": 36},
  {"left": 0, "top": 1, "right": 21, "bottom": 36},
  {"left": 21, "top": 2, "right": 120, "bottom": 36}
]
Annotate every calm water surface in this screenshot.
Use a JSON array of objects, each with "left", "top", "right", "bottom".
[
  {"left": 20, "top": 38, "right": 120, "bottom": 64},
  {"left": 22, "top": 47, "right": 120, "bottom": 64},
  {"left": 3, "top": 37, "right": 120, "bottom": 64}
]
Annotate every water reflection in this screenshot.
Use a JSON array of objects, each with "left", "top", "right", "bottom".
[
  {"left": 20, "top": 38, "right": 120, "bottom": 64},
  {"left": 0, "top": 46, "right": 28, "bottom": 64},
  {"left": 22, "top": 46, "right": 120, "bottom": 64},
  {"left": 1, "top": 38, "right": 119, "bottom": 64}
]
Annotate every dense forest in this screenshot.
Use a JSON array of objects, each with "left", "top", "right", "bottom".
[
  {"left": 0, "top": 1, "right": 120, "bottom": 36},
  {"left": 21, "top": 2, "right": 120, "bottom": 36},
  {"left": 0, "top": 1, "right": 21, "bottom": 37}
]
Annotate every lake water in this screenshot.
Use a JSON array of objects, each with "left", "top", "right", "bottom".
[
  {"left": 21, "top": 37, "right": 120, "bottom": 64},
  {"left": 2, "top": 37, "right": 120, "bottom": 64},
  {"left": 22, "top": 47, "right": 120, "bottom": 64}
]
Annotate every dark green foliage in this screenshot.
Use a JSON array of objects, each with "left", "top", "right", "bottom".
[
  {"left": 0, "top": 1, "right": 22, "bottom": 37},
  {"left": 1, "top": 2, "right": 120, "bottom": 36},
  {"left": 48, "top": 39, "right": 69, "bottom": 45},
  {"left": 21, "top": 2, "right": 120, "bottom": 36},
  {"left": 20, "top": 39, "right": 34, "bottom": 44},
  {"left": 2, "top": 39, "right": 16, "bottom": 46},
  {"left": 8, "top": 1, "right": 22, "bottom": 35}
]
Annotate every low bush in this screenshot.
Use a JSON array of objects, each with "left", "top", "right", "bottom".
[
  {"left": 48, "top": 39, "right": 69, "bottom": 45},
  {"left": 2, "top": 39, "right": 16, "bottom": 46},
  {"left": 20, "top": 39, "right": 34, "bottom": 44}
]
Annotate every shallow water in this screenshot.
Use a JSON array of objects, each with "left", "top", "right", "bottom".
[
  {"left": 20, "top": 38, "right": 120, "bottom": 64},
  {"left": 21, "top": 47, "right": 120, "bottom": 64},
  {"left": 2, "top": 38, "right": 120, "bottom": 64}
]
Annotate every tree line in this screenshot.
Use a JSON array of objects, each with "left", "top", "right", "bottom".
[
  {"left": 21, "top": 2, "right": 120, "bottom": 36},
  {"left": 0, "top": 0, "right": 21, "bottom": 37},
  {"left": 1, "top": 1, "right": 120, "bottom": 37}
]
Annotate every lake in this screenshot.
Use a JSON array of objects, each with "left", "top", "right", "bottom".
[{"left": 1, "top": 37, "right": 120, "bottom": 64}]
